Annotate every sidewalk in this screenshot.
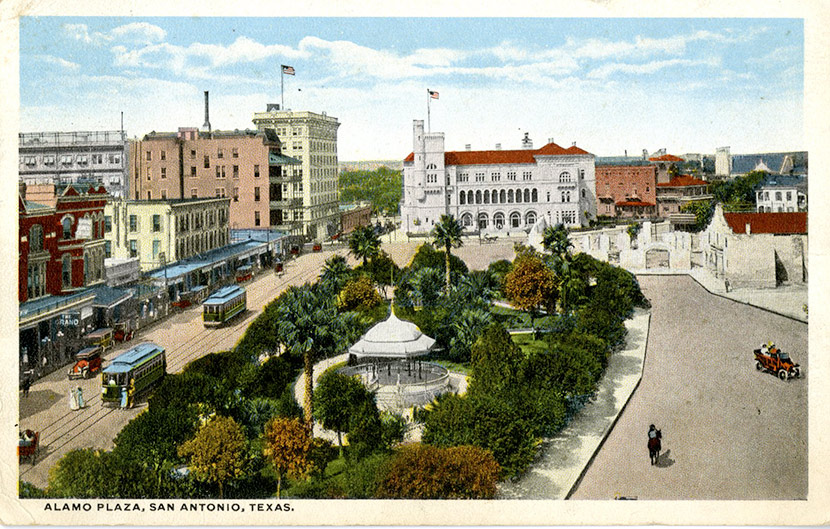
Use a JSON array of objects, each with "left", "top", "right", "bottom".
[
  {"left": 498, "top": 308, "right": 651, "bottom": 499},
  {"left": 631, "top": 267, "right": 808, "bottom": 323}
]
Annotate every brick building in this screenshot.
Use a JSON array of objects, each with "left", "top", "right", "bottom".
[
  {"left": 128, "top": 128, "right": 301, "bottom": 235},
  {"left": 595, "top": 164, "right": 658, "bottom": 218}
]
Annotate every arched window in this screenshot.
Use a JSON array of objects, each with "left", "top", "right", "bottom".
[
  {"left": 459, "top": 192, "right": 466, "bottom": 205},
  {"left": 483, "top": 190, "right": 490, "bottom": 204},
  {"left": 507, "top": 190, "right": 514, "bottom": 203},
  {"left": 477, "top": 212, "right": 489, "bottom": 230},
  {"left": 559, "top": 172, "right": 572, "bottom": 183},
  {"left": 62, "top": 254, "right": 72, "bottom": 287},
  {"left": 461, "top": 213, "right": 473, "bottom": 227},
  {"left": 510, "top": 212, "right": 521, "bottom": 228},
  {"left": 467, "top": 190, "right": 474, "bottom": 204},
  {"left": 492, "top": 189, "right": 499, "bottom": 204},
  {"left": 525, "top": 211, "right": 537, "bottom": 226},
  {"left": 532, "top": 189, "right": 538, "bottom": 202},
  {"left": 62, "top": 217, "right": 73, "bottom": 240},
  {"left": 475, "top": 190, "right": 482, "bottom": 204},
  {"left": 515, "top": 189, "right": 522, "bottom": 204},
  {"left": 493, "top": 212, "right": 505, "bottom": 229},
  {"left": 499, "top": 190, "right": 506, "bottom": 203},
  {"left": 524, "top": 189, "right": 530, "bottom": 202},
  {"left": 29, "top": 225, "right": 44, "bottom": 252}
]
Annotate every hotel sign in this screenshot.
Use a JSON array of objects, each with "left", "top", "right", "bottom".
[{"left": 76, "top": 218, "right": 92, "bottom": 239}]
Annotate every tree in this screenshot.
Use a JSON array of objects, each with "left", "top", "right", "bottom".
[
  {"left": 262, "top": 417, "right": 312, "bottom": 499},
  {"left": 431, "top": 214, "right": 465, "bottom": 293},
  {"left": 541, "top": 223, "right": 572, "bottom": 258},
  {"left": 448, "top": 308, "right": 494, "bottom": 362},
  {"left": 503, "top": 253, "right": 557, "bottom": 326},
  {"left": 355, "top": 250, "right": 400, "bottom": 299},
  {"left": 396, "top": 267, "right": 444, "bottom": 309},
  {"left": 337, "top": 276, "right": 383, "bottom": 312},
  {"left": 47, "top": 449, "right": 117, "bottom": 498},
  {"left": 275, "top": 283, "right": 359, "bottom": 430},
  {"left": 348, "top": 225, "right": 381, "bottom": 266},
  {"left": 347, "top": 397, "right": 384, "bottom": 460},
  {"left": 422, "top": 393, "right": 476, "bottom": 448},
  {"left": 376, "top": 444, "right": 500, "bottom": 499},
  {"left": 178, "top": 416, "right": 247, "bottom": 499},
  {"left": 469, "top": 323, "right": 525, "bottom": 395},
  {"left": 319, "top": 254, "right": 352, "bottom": 293},
  {"left": 339, "top": 167, "right": 403, "bottom": 216},
  {"left": 408, "top": 243, "right": 468, "bottom": 276},
  {"left": 680, "top": 200, "right": 715, "bottom": 232},
  {"left": 313, "top": 371, "right": 368, "bottom": 455}
]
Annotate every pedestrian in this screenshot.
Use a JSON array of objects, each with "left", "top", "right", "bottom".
[
  {"left": 76, "top": 386, "right": 85, "bottom": 408},
  {"left": 69, "top": 388, "right": 79, "bottom": 411},
  {"left": 21, "top": 376, "right": 31, "bottom": 398}
]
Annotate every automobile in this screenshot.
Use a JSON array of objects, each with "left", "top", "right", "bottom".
[
  {"left": 85, "top": 327, "right": 113, "bottom": 353},
  {"left": 67, "top": 346, "right": 103, "bottom": 379},
  {"left": 754, "top": 346, "right": 801, "bottom": 380},
  {"left": 113, "top": 322, "right": 134, "bottom": 344}
]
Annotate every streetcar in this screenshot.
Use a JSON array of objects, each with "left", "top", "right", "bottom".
[
  {"left": 202, "top": 285, "right": 247, "bottom": 327},
  {"left": 101, "top": 342, "right": 166, "bottom": 408}
]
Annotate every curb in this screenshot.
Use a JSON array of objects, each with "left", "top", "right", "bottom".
[{"left": 564, "top": 310, "right": 651, "bottom": 500}]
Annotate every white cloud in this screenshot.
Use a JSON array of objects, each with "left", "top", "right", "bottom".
[
  {"left": 63, "top": 23, "right": 106, "bottom": 44},
  {"left": 109, "top": 22, "right": 167, "bottom": 44},
  {"left": 34, "top": 55, "right": 80, "bottom": 71},
  {"left": 746, "top": 45, "right": 800, "bottom": 66},
  {"left": 587, "top": 58, "right": 720, "bottom": 80}
]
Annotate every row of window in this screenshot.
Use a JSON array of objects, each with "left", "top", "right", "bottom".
[
  {"left": 454, "top": 170, "right": 582, "bottom": 183},
  {"left": 147, "top": 147, "right": 240, "bottom": 162},
  {"left": 21, "top": 153, "right": 121, "bottom": 167},
  {"left": 457, "top": 188, "right": 582, "bottom": 205},
  {"left": 26, "top": 248, "right": 105, "bottom": 301},
  {"left": 758, "top": 191, "right": 794, "bottom": 202}
]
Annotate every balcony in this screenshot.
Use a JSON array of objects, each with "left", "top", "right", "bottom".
[{"left": 270, "top": 198, "right": 303, "bottom": 209}]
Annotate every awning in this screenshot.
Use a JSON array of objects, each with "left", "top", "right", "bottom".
[{"left": 269, "top": 153, "right": 302, "bottom": 165}]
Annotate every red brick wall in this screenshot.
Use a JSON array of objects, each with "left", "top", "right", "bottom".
[{"left": 595, "top": 165, "right": 658, "bottom": 217}]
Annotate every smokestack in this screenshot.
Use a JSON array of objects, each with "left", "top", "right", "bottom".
[
  {"left": 203, "top": 91, "right": 211, "bottom": 135},
  {"left": 495, "top": 143, "right": 501, "bottom": 150},
  {"left": 465, "top": 144, "right": 471, "bottom": 151}
]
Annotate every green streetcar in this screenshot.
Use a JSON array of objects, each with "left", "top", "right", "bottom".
[
  {"left": 101, "top": 342, "right": 166, "bottom": 408},
  {"left": 203, "top": 285, "right": 247, "bottom": 327}
]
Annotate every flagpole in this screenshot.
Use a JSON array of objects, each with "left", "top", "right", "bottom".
[
  {"left": 427, "top": 89, "right": 431, "bottom": 133},
  {"left": 281, "top": 68, "right": 285, "bottom": 110}
]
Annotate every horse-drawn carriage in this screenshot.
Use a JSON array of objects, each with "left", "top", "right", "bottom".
[
  {"left": 754, "top": 345, "right": 801, "bottom": 381},
  {"left": 18, "top": 430, "right": 39, "bottom": 465}
]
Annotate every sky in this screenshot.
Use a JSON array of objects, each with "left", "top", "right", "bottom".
[{"left": 19, "top": 17, "right": 804, "bottom": 160}]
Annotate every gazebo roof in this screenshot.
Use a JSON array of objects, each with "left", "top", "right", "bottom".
[{"left": 348, "top": 310, "right": 436, "bottom": 359}]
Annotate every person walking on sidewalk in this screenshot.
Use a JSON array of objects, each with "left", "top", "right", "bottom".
[
  {"left": 21, "top": 376, "right": 31, "bottom": 398},
  {"left": 648, "top": 425, "right": 662, "bottom": 465}
]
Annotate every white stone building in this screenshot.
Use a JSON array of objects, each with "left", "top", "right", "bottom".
[
  {"left": 252, "top": 106, "right": 341, "bottom": 241},
  {"left": 401, "top": 120, "right": 596, "bottom": 234},
  {"left": 756, "top": 184, "right": 807, "bottom": 213}
]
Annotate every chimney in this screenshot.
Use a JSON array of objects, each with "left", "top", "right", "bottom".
[
  {"left": 521, "top": 132, "right": 533, "bottom": 150},
  {"left": 203, "top": 91, "right": 211, "bottom": 135},
  {"left": 548, "top": 137, "right": 555, "bottom": 144},
  {"left": 495, "top": 143, "right": 501, "bottom": 150},
  {"left": 572, "top": 141, "right": 576, "bottom": 147},
  {"left": 465, "top": 144, "right": 471, "bottom": 151},
  {"left": 625, "top": 149, "right": 628, "bottom": 157},
  {"left": 745, "top": 222, "right": 751, "bottom": 235}
]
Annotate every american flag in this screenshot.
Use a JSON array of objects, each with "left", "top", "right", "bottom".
[
  {"left": 282, "top": 65, "right": 295, "bottom": 76},
  {"left": 428, "top": 89, "right": 439, "bottom": 99}
]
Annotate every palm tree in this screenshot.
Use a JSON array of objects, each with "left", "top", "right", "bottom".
[
  {"left": 431, "top": 214, "right": 464, "bottom": 293},
  {"left": 542, "top": 224, "right": 576, "bottom": 313},
  {"left": 319, "top": 254, "right": 352, "bottom": 293},
  {"left": 348, "top": 225, "right": 381, "bottom": 266},
  {"left": 274, "top": 283, "right": 358, "bottom": 431},
  {"left": 541, "top": 223, "right": 572, "bottom": 258}
]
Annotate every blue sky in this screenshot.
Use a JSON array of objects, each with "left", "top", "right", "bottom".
[{"left": 20, "top": 17, "right": 803, "bottom": 160}]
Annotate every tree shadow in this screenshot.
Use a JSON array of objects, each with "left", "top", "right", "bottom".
[{"left": 19, "top": 389, "right": 64, "bottom": 420}]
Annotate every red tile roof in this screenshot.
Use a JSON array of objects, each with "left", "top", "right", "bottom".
[
  {"left": 616, "top": 200, "right": 655, "bottom": 207},
  {"left": 657, "top": 175, "right": 708, "bottom": 187},
  {"left": 723, "top": 212, "right": 807, "bottom": 235},
  {"left": 649, "top": 154, "right": 684, "bottom": 162},
  {"left": 403, "top": 142, "right": 590, "bottom": 166}
]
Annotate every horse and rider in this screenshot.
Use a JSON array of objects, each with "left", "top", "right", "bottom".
[{"left": 648, "top": 424, "right": 662, "bottom": 465}]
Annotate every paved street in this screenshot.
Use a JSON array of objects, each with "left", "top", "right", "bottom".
[{"left": 570, "top": 275, "right": 807, "bottom": 500}]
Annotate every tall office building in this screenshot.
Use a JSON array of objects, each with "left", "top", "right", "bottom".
[
  {"left": 19, "top": 131, "right": 129, "bottom": 198},
  {"left": 252, "top": 105, "right": 341, "bottom": 241}
]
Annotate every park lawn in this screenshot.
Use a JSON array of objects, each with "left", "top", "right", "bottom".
[{"left": 511, "top": 333, "right": 548, "bottom": 357}]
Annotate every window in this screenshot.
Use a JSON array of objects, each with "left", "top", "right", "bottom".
[
  {"left": 254, "top": 165, "right": 260, "bottom": 178},
  {"left": 62, "top": 217, "right": 73, "bottom": 239},
  {"left": 92, "top": 154, "right": 103, "bottom": 164},
  {"left": 775, "top": 191, "right": 782, "bottom": 201},
  {"left": 525, "top": 211, "right": 537, "bottom": 226},
  {"left": 104, "top": 216, "right": 112, "bottom": 232},
  {"left": 190, "top": 149, "right": 196, "bottom": 159},
  {"left": 129, "top": 215, "right": 137, "bottom": 232},
  {"left": 217, "top": 148, "right": 224, "bottom": 159},
  {"left": 105, "top": 240, "right": 112, "bottom": 258},
  {"left": 28, "top": 225, "right": 44, "bottom": 252},
  {"left": 152, "top": 214, "right": 161, "bottom": 232},
  {"left": 161, "top": 190, "right": 167, "bottom": 200},
  {"left": 61, "top": 154, "right": 73, "bottom": 165},
  {"left": 161, "top": 150, "right": 166, "bottom": 161},
  {"left": 579, "top": 169, "right": 585, "bottom": 180},
  {"left": 492, "top": 172, "right": 501, "bottom": 182},
  {"left": 191, "top": 166, "right": 197, "bottom": 178},
  {"left": 507, "top": 171, "right": 517, "bottom": 181},
  {"left": 786, "top": 191, "right": 792, "bottom": 201},
  {"left": 475, "top": 172, "right": 485, "bottom": 182},
  {"left": 43, "top": 155, "right": 55, "bottom": 166},
  {"left": 459, "top": 192, "right": 466, "bottom": 205},
  {"left": 254, "top": 211, "right": 261, "bottom": 226},
  {"left": 458, "top": 173, "right": 469, "bottom": 182},
  {"left": 152, "top": 240, "right": 160, "bottom": 260},
  {"left": 204, "top": 155, "right": 210, "bottom": 168},
  {"left": 255, "top": 187, "right": 261, "bottom": 201},
  {"left": 233, "top": 188, "right": 239, "bottom": 201},
  {"left": 61, "top": 254, "right": 72, "bottom": 287},
  {"left": 764, "top": 192, "right": 769, "bottom": 201},
  {"left": 233, "top": 165, "right": 239, "bottom": 178},
  {"left": 146, "top": 168, "right": 152, "bottom": 180},
  {"left": 129, "top": 240, "right": 138, "bottom": 258},
  {"left": 232, "top": 147, "right": 238, "bottom": 158},
  {"left": 510, "top": 212, "right": 521, "bottom": 228},
  {"left": 559, "top": 172, "right": 572, "bottom": 183},
  {"left": 215, "top": 188, "right": 226, "bottom": 198},
  {"left": 146, "top": 151, "right": 152, "bottom": 161},
  {"left": 216, "top": 166, "right": 221, "bottom": 178},
  {"left": 522, "top": 171, "right": 532, "bottom": 181},
  {"left": 494, "top": 212, "right": 505, "bottom": 229},
  {"left": 191, "top": 188, "right": 198, "bottom": 199},
  {"left": 147, "top": 191, "right": 152, "bottom": 200},
  {"left": 161, "top": 167, "right": 167, "bottom": 179},
  {"left": 27, "top": 262, "right": 46, "bottom": 299}
]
